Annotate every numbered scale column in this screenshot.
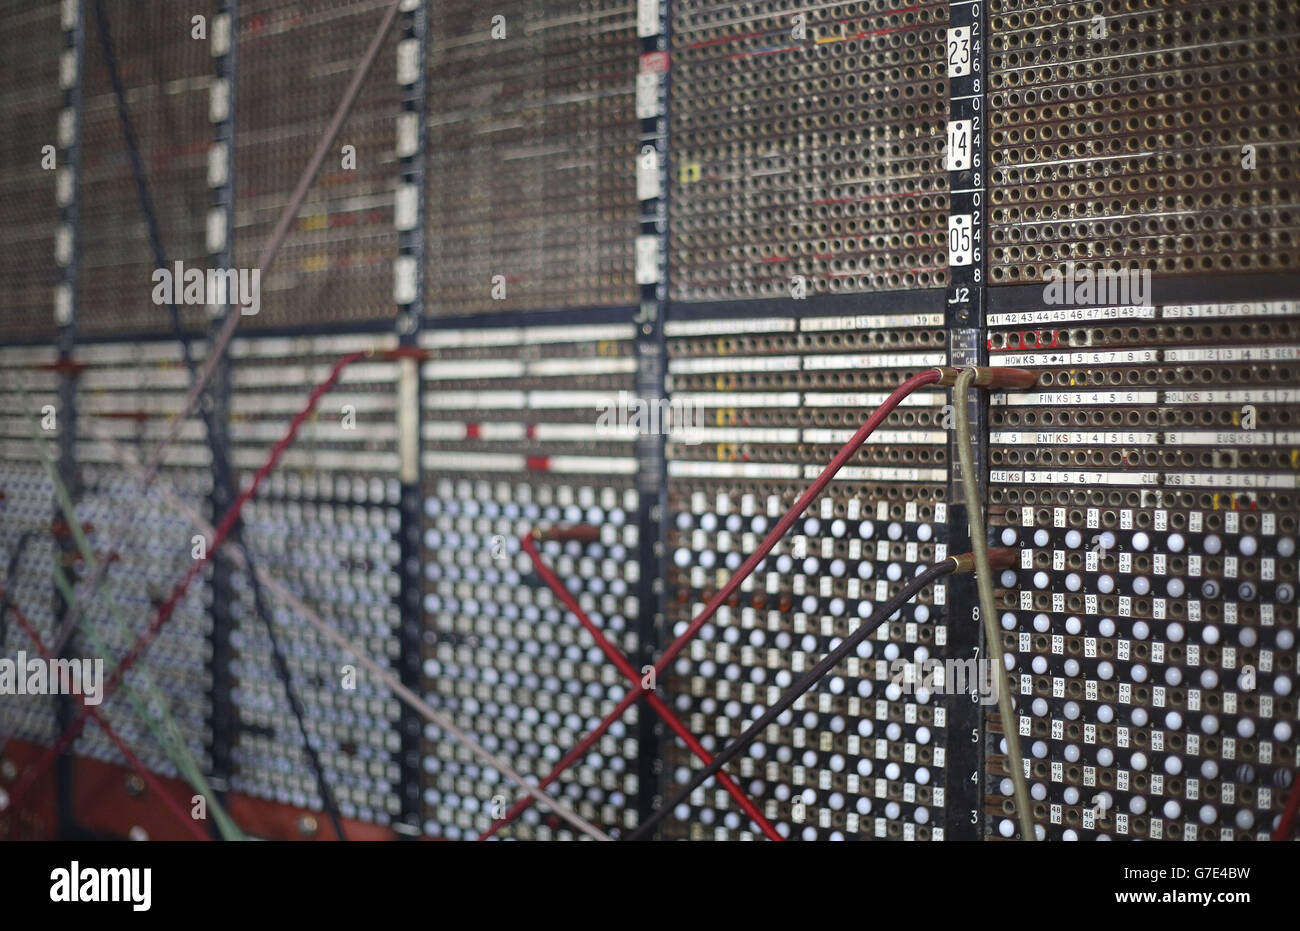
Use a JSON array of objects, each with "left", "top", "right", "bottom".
[{"left": 942, "top": 0, "right": 989, "bottom": 842}]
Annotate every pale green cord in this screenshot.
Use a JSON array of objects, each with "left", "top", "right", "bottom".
[
  {"left": 30, "top": 411, "right": 243, "bottom": 839},
  {"left": 955, "top": 366, "right": 1035, "bottom": 841},
  {"left": 47, "top": 563, "right": 244, "bottom": 841},
  {"left": 20, "top": 383, "right": 244, "bottom": 839}
]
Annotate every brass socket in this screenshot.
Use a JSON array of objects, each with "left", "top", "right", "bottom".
[{"left": 951, "top": 548, "right": 1018, "bottom": 573}]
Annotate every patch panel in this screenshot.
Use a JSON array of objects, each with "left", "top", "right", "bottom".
[
  {"left": 989, "top": 0, "right": 1300, "bottom": 285},
  {"left": 424, "top": 0, "right": 638, "bottom": 315},
  {"left": 669, "top": 0, "right": 950, "bottom": 301},
  {"left": 0, "top": 0, "right": 62, "bottom": 344},
  {"left": 70, "top": 339, "right": 214, "bottom": 779},
  {"left": 662, "top": 307, "right": 954, "bottom": 839},
  {"left": 224, "top": 333, "right": 403, "bottom": 823},
  {"left": 0, "top": 344, "right": 62, "bottom": 747},
  {"left": 416, "top": 322, "right": 642, "bottom": 838},
  {"left": 78, "top": 0, "right": 214, "bottom": 336},
  {"left": 234, "top": 0, "right": 399, "bottom": 328},
  {"left": 985, "top": 292, "right": 1300, "bottom": 840},
  {"left": 1, "top": 0, "right": 1298, "bottom": 852}
]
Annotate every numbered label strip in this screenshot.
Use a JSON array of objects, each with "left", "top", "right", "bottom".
[
  {"left": 942, "top": 0, "right": 989, "bottom": 843},
  {"left": 945, "top": 2, "right": 986, "bottom": 325}
]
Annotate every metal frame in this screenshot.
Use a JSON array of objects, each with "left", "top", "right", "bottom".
[
  {"left": 51, "top": 0, "right": 86, "bottom": 840},
  {"left": 205, "top": 0, "right": 239, "bottom": 826},
  {"left": 393, "top": 0, "right": 428, "bottom": 840}
]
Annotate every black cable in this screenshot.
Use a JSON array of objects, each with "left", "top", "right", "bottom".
[
  {"left": 625, "top": 557, "right": 958, "bottom": 841},
  {"left": 0, "top": 530, "right": 38, "bottom": 650},
  {"left": 91, "top": 0, "right": 347, "bottom": 842}
]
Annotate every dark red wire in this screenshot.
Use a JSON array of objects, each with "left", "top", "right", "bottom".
[
  {"left": 480, "top": 368, "right": 943, "bottom": 839},
  {"left": 0, "top": 586, "right": 210, "bottom": 841},
  {"left": 520, "top": 534, "right": 783, "bottom": 841},
  {"left": 6, "top": 350, "right": 368, "bottom": 816},
  {"left": 1274, "top": 771, "right": 1300, "bottom": 840}
]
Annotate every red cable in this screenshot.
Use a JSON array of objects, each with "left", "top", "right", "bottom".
[
  {"left": 6, "top": 350, "right": 368, "bottom": 815},
  {"left": 519, "top": 534, "right": 782, "bottom": 841},
  {"left": 479, "top": 368, "right": 943, "bottom": 839},
  {"left": 0, "top": 587, "right": 210, "bottom": 841},
  {"left": 1273, "top": 770, "right": 1300, "bottom": 840}
]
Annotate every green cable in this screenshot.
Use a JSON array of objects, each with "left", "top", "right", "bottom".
[
  {"left": 954, "top": 366, "right": 1036, "bottom": 841},
  {"left": 47, "top": 562, "right": 244, "bottom": 841},
  {"left": 30, "top": 413, "right": 243, "bottom": 839},
  {"left": 21, "top": 386, "right": 244, "bottom": 839}
]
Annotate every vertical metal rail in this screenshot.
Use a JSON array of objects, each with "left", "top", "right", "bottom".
[
  {"left": 393, "top": 0, "right": 427, "bottom": 840},
  {"left": 52, "top": 0, "right": 86, "bottom": 838},
  {"left": 205, "top": 0, "right": 239, "bottom": 823},
  {"left": 633, "top": 0, "right": 670, "bottom": 835},
  {"left": 942, "top": 0, "right": 990, "bottom": 841}
]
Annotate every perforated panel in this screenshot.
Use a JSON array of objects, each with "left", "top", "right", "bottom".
[
  {"left": 989, "top": 0, "right": 1300, "bottom": 285},
  {"left": 984, "top": 295, "right": 1300, "bottom": 839},
  {"left": 669, "top": 0, "right": 950, "bottom": 301},
  {"left": 424, "top": 1, "right": 638, "bottom": 315},
  {"left": 417, "top": 323, "right": 642, "bottom": 838},
  {"left": 662, "top": 309, "right": 953, "bottom": 839},
  {"left": 234, "top": 0, "right": 398, "bottom": 328}
]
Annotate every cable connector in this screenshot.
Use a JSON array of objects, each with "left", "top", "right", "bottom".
[
  {"left": 383, "top": 346, "right": 431, "bottom": 363},
  {"left": 39, "top": 359, "right": 88, "bottom": 376},
  {"left": 531, "top": 524, "right": 601, "bottom": 543},
  {"left": 951, "top": 547, "right": 1017, "bottom": 573},
  {"left": 530, "top": 522, "right": 600, "bottom": 546},
  {"left": 931, "top": 366, "right": 1038, "bottom": 389}
]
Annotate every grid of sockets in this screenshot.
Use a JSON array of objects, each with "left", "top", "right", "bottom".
[
  {"left": 662, "top": 312, "right": 951, "bottom": 839},
  {"left": 669, "top": 0, "right": 950, "bottom": 302},
  {"left": 983, "top": 301, "right": 1300, "bottom": 839},
  {"left": 0, "top": 0, "right": 61, "bottom": 344},
  {"left": 226, "top": 333, "right": 402, "bottom": 822},
  {"left": 989, "top": 0, "right": 1300, "bottom": 284},
  {"left": 70, "top": 340, "right": 214, "bottom": 778},
  {"left": 234, "top": 0, "right": 398, "bottom": 328},
  {"left": 417, "top": 323, "right": 641, "bottom": 838},
  {"left": 78, "top": 0, "right": 214, "bottom": 336},
  {"left": 425, "top": 0, "right": 637, "bottom": 315},
  {"left": 0, "top": 345, "right": 62, "bottom": 746}
]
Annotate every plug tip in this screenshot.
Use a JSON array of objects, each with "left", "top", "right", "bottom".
[
  {"left": 981, "top": 367, "right": 1039, "bottom": 389},
  {"left": 987, "top": 547, "right": 1018, "bottom": 569},
  {"left": 552, "top": 524, "right": 601, "bottom": 543},
  {"left": 534, "top": 524, "right": 601, "bottom": 543}
]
